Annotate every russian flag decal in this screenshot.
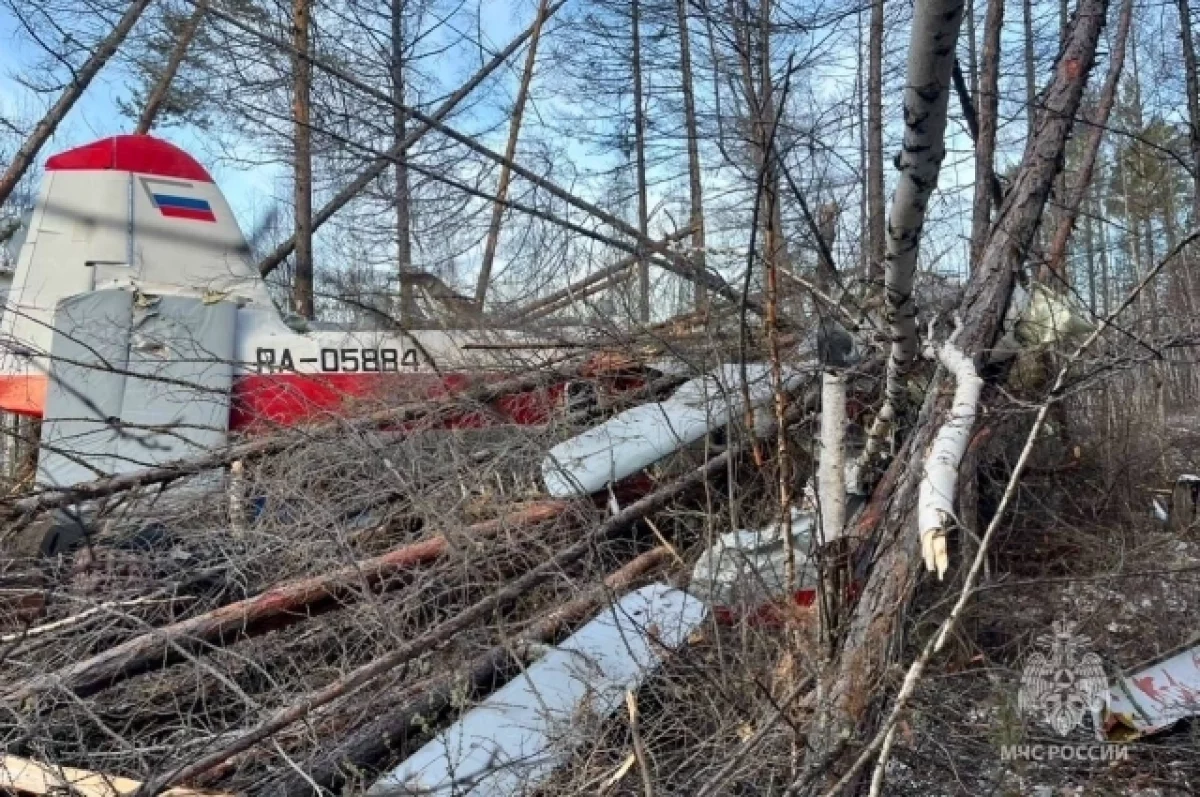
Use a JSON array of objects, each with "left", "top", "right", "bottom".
[{"left": 143, "top": 179, "right": 217, "bottom": 222}]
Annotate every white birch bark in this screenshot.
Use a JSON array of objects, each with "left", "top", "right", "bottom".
[
  {"left": 918, "top": 339, "right": 983, "bottom": 579},
  {"left": 870, "top": 0, "right": 966, "bottom": 447},
  {"left": 818, "top": 373, "right": 847, "bottom": 543}
]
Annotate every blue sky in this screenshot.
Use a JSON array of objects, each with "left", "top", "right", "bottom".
[
  {"left": 0, "top": 0, "right": 990, "bottom": 285},
  {"left": 0, "top": 8, "right": 279, "bottom": 224},
  {"left": 0, "top": 0, "right": 524, "bottom": 228}
]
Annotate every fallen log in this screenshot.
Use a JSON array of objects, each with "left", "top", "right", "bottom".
[
  {"left": 917, "top": 332, "right": 982, "bottom": 579},
  {"left": 256, "top": 545, "right": 674, "bottom": 795},
  {"left": 0, "top": 754, "right": 227, "bottom": 797},
  {"left": 797, "top": 0, "right": 1111, "bottom": 790},
  {"left": 3, "top": 501, "right": 568, "bottom": 706}
]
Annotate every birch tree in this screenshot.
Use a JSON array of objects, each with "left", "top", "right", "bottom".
[{"left": 871, "top": 0, "right": 966, "bottom": 451}]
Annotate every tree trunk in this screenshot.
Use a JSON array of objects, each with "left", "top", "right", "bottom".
[
  {"left": 255, "top": 2, "right": 564, "bottom": 279},
  {"left": 878, "top": 0, "right": 966, "bottom": 416},
  {"left": 816, "top": 202, "right": 840, "bottom": 291},
  {"left": 801, "top": 0, "right": 1109, "bottom": 788},
  {"left": 1100, "top": 201, "right": 1111, "bottom": 314},
  {"left": 632, "top": 0, "right": 651, "bottom": 323},
  {"left": 392, "top": 0, "right": 416, "bottom": 322},
  {"left": 1178, "top": 0, "right": 1200, "bottom": 224},
  {"left": 0, "top": 0, "right": 155, "bottom": 208},
  {"left": 970, "top": 0, "right": 1004, "bottom": 269},
  {"left": 1043, "top": 0, "right": 1132, "bottom": 283},
  {"left": 677, "top": 0, "right": 708, "bottom": 312},
  {"left": 966, "top": 0, "right": 979, "bottom": 101},
  {"left": 1023, "top": 0, "right": 1037, "bottom": 138},
  {"left": 1085, "top": 191, "right": 1097, "bottom": 312},
  {"left": 135, "top": 0, "right": 208, "bottom": 135},
  {"left": 290, "top": 0, "right": 315, "bottom": 319},
  {"left": 866, "top": 0, "right": 886, "bottom": 286},
  {"left": 473, "top": 0, "right": 551, "bottom": 310}
]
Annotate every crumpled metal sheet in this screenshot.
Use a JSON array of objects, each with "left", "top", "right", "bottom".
[
  {"left": 1102, "top": 640, "right": 1200, "bottom": 741},
  {"left": 991, "top": 283, "right": 1096, "bottom": 362},
  {"left": 689, "top": 507, "right": 819, "bottom": 613}
]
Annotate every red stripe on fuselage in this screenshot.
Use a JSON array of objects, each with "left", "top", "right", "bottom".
[{"left": 230, "top": 372, "right": 566, "bottom": 431}]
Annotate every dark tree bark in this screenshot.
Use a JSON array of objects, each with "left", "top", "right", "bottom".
[
  {"left": 291, "top": 0, "right": 315, "bottom": 319},
  {"left": 1023, "top": 0, "right": 1037, "bottom": 137},
  {"left": 391, "top": 0, "right": 416, "bottom": 322},
  {"left": 1044, "top": 0, "right": 1132, "bottom": 283},
  {"left": 1178, "top": 0, "right": 1200, "bottom": 224},
  {"left": 970, "top": 0, "right": 1005, "bottom": 268},
  {"left": 0, "top": 0, "right": 155, "bottom": 209},
  {"left": 632, "top": 0, "right": 651, "bottom": 323},
  {"left": 966, "top": 0, "right": 979, "bottom": 101},
  {"left": 867, "top": 0, "right": 886, "bottom": 286},
  {"left": 677, "top": 0, "right": 708, "bottom": 311}
]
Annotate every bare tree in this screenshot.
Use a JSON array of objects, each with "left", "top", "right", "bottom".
[
  {"left": 1023, "top": 0, "right": 1037, "bottom": 136},
  {"left": 970, "top": 0, "right": 1004, "bottom": 268},
  {"left": 632, "top": 0, "right": 650, "bottom": 323},
  {"left": 1178, "top": 0, "right": 1200, "bottom": 224},
  {"left": 1044, "top": 0, "right": 1133, "bottom": 282},
  {"left": 866, "top": 0, "right": 885, "bottom": 285},
  {"left": 677, "top": 0, "right": 708, "bottom": 311},
  {"left": 473, "top": 0, "right": 551, "bottom": 311},
  {"left": 871, "top": 0, "right": 966, "bottom": 446},
  {"left": 0, "top": 0, "right": 155, "bottom": 209},
  {"left": 135, "top": 0, "right": 208, "bottom": 135},
  {"left": 392, "top": 0, "right": 415, "bottom": 321}
]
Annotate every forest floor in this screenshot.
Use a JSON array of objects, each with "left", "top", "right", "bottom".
[{"left": 880, "top": 407, "right": 1200, "bottom": 797}]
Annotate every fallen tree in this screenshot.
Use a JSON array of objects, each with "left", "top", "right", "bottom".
[
  {"left": 129, "top": 360, "right": 852, "bottom": 794},
  {"left": 798, "top": 0, "right": 1112, "bottom": 790},
  {"left": 917, "top": 329, "right": 983, "bottom": 580},
  {"left": 256, "top": 545, "right": 673, "bottom": 796},
  {"left": 2, "top": 501, "right": 567, "bottom": 706}
]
